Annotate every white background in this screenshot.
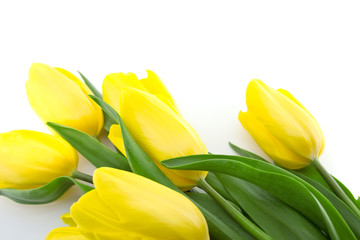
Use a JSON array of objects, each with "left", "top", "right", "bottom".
[{"left": 1, "top": 1, "right": 360, "bottom": 239}]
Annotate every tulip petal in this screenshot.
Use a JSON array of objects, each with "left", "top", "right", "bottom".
[
  {"left": 238, "top": 111, "right": 310, "bottom": 169},
  {"left": 71, "top": 190, "right": 125, "bottom": 240},
  {"left": 119, "top": 87, "right": 207, "bottom": 189},
  {"left": 108, "top": 124, "right": 126, "bottom": 156},
  {"left": 246, "top": 79, "right": 323, "bottom": 160},
  {"left": 55, "top": 67, "right": 104, "bottom": 136},
  {"left": 26, "top": 63, "right": 103, "bottom": 136},
  {"left": 0, "top": 130, "right": 78, "bottom": 189},
  {"left": 140, "top": 70, "right": 181, "bottom": 115},
  {"left": 61, "top": 213, "right": 77, "bottom": 227},
  {"left": 54, "top": 68, "right": 92, "bottom": 95},
  {"left": 93, "top": 168, "right": 209, "bottom": 240},
  {"left": 277, "top": 88, "right": 325, "bottom": 156},
  {"left": 102, "top": 72, "right": 147, "bottom": 113},
  {"left": 46, "top": 227, "right": 86, "bottom": 240}
]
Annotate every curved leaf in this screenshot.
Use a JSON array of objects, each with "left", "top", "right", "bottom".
[
  {"left": 162, "top": 155, "right": 356, "bottom": 240},
  {"left": 187, "top": 192, "right": 255, "bottom": 240},
  {"left": 205, "top": 172, "right": 236, "bottom": 203},
  {"left": 216, "top": 173, "right": 326, "bottom": 240},
  {"left": 0, "top": 176, "right": 93, "bottom": 204},
  {"left": 293, "top": 171, "right": 360, "bottom": 239},
  {"left": 47, "top": 122, "right": 130, "bottom": 171}
]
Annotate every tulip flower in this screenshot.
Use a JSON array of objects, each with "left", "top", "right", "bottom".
[
  {"left": 104, "top": 71, "right": 208, "bottom": 190},
  {"left": 58, "top": 167, "right": 209, "bottom": 240},
  {"left": 0, "top": 130, "right": 78, "bottom": 189},
  {"left": 238, "top": 79, "right": 325, "bottom": 169},
  {"left": 26, "top": 63, "right": 103, "bottom": 137}
]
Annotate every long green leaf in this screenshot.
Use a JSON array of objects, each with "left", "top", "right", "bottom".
[
  {"left": 229, "top": 143, "right": 360, "bottom": 234},
  {"left": 334, "top": 176, "right": 360, "bottom": 210},
  {"left": 187, "top": 192, "right": 255, "bottom": 240},
  {"left": 293, "top": 163, "right": 359, "bottom": 212},
  {"left": 162, "top": 155, "right": 356, "bottom": 240},
  {"left": 0, "top": 176, "right": 93, "bottom": 204},
  {"left": 78, "top": 71, "right": 102, "bottom": 97},
  {"left": 229, "top": 143, "right": 358, "bottom": 208},
  {"left": 293, "top": 171, "right": 360, "bottom": 239},
  {"left": 296, "top": 165, "right": 331, "bottom": 191},
  {"left": 216, "top": 173, "right": 326, "bottom": 240},
  {"left": 47, "top": 122, "right": 130, "bottom": 171},
  {"left": 205, "top": 172, "right": 236, "bottom": 203},
  {"left": 230, "top": 142, "right": 359, "bottom": 208}
]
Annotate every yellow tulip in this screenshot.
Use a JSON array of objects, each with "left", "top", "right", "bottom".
[
  {"left": 68, "top": 167, "right": 209, "bottom": 240},
  {"left": 26, "top": 63, "right": 103, "bottom": 137},
  {"left": 0, "top": 130, "right": 78, "bottom": 189},
  {"left": 239, "top": 79, "right": 325, "bottom": 169},
  {"left": 104, "top": 71, "right": 208, "bottom": 190}
]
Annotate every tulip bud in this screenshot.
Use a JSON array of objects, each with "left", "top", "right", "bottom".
[
  {"left": 68, "top": 167, "right": 209, "bottom": 240},
  {"left": 0, "top": 130, "right": 78, "bottom": 189},
  {"left": 239, "top": 79, "right": 325, "bottom": 169},
  {"left": 104, "top": 71, "right": 208, "bottom": 191},
  {"left": 26, "top": 63, "right": 103, "bottom": 137}
]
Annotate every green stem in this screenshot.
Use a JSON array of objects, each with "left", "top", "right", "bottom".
[
  {"left": 198, "top": 178, "right": 271, "bottom": 240},
  {"left": 72, "top": 170, "right": 93, "bottom": 184},
  {"left": 312, "top": 159, "right": 360, "bottom": 218}
]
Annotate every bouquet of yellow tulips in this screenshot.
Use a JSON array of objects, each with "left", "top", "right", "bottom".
[{"left": 1, "top": 63, "right": 359, "bottom": 240}]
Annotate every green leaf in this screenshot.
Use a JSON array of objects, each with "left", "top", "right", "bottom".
[
  {"left": 230, "top": 142, "right": 358, "bottom": 211},
  {"left": 78, "top": 71, "right": 117, "bottom": 132},
  {"left": 89, "top": 95, "right": 180, "bottom": 193},
  {"left": 293, "top": 164, "right": 360, "bottom": 214},
  {"left": 47, "top": 122, "right": 130, "bottom": 171},
  {"left": 294, "top": 164, "right": 359, "bottom": 214},
  {"left": 78, "top": 71, "right": 102, "bottom": 98},
  {"left": 293, "top": 171, "right": 360, "bottom": 239},
  {"left": 216, "top": 173, "right": 326, "bottom": 240},
  {"left": 162, "top": 154, "right": 356, "bottom": 240},
  {"left": 334, "top": 176, "right": 360, "bottom": 210},
  {"left": 295, "top": 165, "right": 332, "bottom": 191},
  {"left": 89, "top": 95, "right": 120, "bottom": 123},
  {"left": 205, "top": 172, "right": 236, "bottom": 203},
  {"left": 229, "top": 143, "right": 360, "bottom": 234},
  {"left": 187, "top": 192, "right": 255, "bottom": 240},
  {"left": 103, "top": 114, "right": 117, "bottom": 132},
  {"left": 229, "top": 142, "right": 266, "bottom": 161},
  {"left": 0, "top": 176, "right": 93, "bottom": 204}
]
